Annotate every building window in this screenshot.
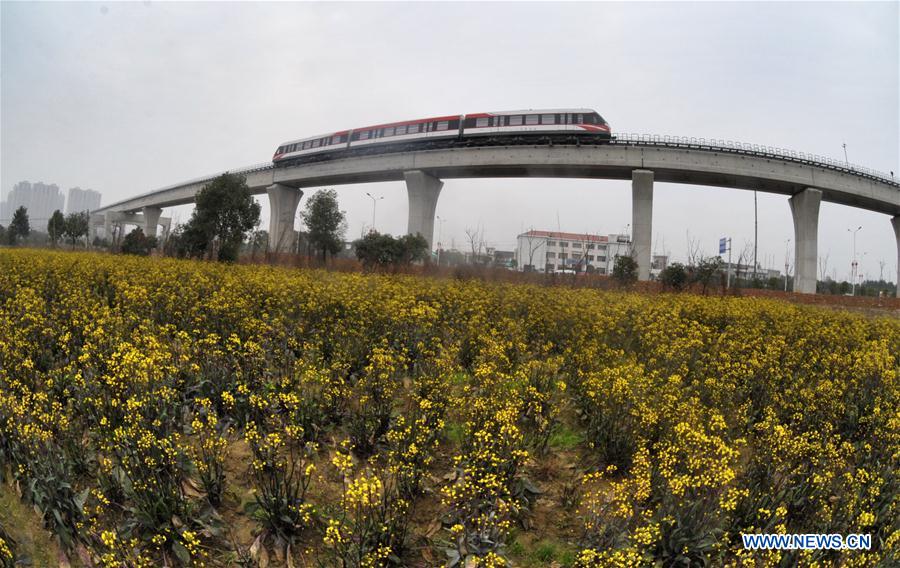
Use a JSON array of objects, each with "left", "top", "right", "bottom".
[
  {"left": 598, "top": 267, "right": 606, "bottom": 274},
  {"left": 598, "top": 256, "right": 606, "bottom": 262},
  {"left": 559, "top": 242, "right": 568, "bottom": 248},
  {"left": 545, "top": 263, "right": 553, "bottom": 272},
  {"left": 547, "top": 252, "right": 556, "bottom": 259},
  {"left": 573, "top": 242, "right": 582, "bottom": 249},
  {"left": 547, "top": 240, "right": 556, "bottom": 246},
  {"left": 587, "top": 244, "right": 595, "bottom": 250},
  {"left": 559, "top": 253, "right": 568, "bottom": 260},
  {"left": 587, "top": 255, "right": 594, "bottom": 261}
]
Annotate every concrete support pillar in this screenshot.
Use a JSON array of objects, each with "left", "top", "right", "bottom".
[
  {"left": 789, "top": 188, "right": 822, "bottom": 294},
  {"left": 267, "top": 183, "right": 303, "bottom": 253},
  {"left": 142, "top": 207, "right": 162, "bottom": 239},
  {"left": 103, "top": 213, "right": 113, "bottom": 242},
  {"left": 404, "top": 170, "right": 443, "bottom": 249},
  {"left": 631, "top": 169, "right": 654, "bottom": 281},
  {"left": 892, "top": 216, "right": 900, "bottom": 298}
]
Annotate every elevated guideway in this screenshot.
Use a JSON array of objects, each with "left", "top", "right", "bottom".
[{"left": 91, "top": 135, "right": 900, "bottom": 295}]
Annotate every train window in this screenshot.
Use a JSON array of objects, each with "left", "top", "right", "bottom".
[
  {"left": 541, "top": 114, "right": 555, "bottom": 124},
  {"left": 311, "top": 139, "right": 320, "bottom": 148},
  {"left": 407, "top": 124, "right": 418, "bottom": 134},
  {"left": 359, "top": 131, "right": 369, "bottom": 140},
  {"left": 509, "top": 115, "right": 523, "bottom": 126},
  {"left": 525, "top": 114, "right": 539, "bottom": 125},
  {"left": 576, "top": 114, "right": 584, "bottom": 124},
  {"left": 476, "top": 117, "right": 488, "bottom": 128},
  {"left": 584, "top": 114, "right": 596, "bottom": 125},
  {"left": 436, "top": 121, "right": 449, "bottom": 131}
]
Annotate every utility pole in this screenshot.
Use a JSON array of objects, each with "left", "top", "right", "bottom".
[
  {"left": 784, "top": 238, "right": 791, "bottom": 292},
  {"left": 436, "top": 215, "right": 446, "bottom": 265},
  {"left": 720, "top": 237, "right": 732, "bottom": 289},
  {"left": 842, "top": 142, "right": 849, "bottom": 166},
  {"left": 848, "top": 226, "right": 862, "bottom": 295},
  {"left": 753, "top": 190, "right": 758, "bottom": 280}
]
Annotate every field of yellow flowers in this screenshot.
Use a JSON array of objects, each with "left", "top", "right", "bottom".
[{"left": 1, "top": 248, "right": 897, "bottom": 567}]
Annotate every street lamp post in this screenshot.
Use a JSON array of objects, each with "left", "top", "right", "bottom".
[
  {"left": 784, "top": 238, "right": 791, "bottom": 292},
  {"left": 848, "top": 226, "right": 862, "bottom": 295},
  {"left": 365, "top": 192, "right": 383, "bottom": 234},
  {"left": 436, "top": 215, "right": 446, "bottom": 265}
]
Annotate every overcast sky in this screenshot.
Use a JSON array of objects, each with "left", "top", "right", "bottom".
[{"left": 2, "top": 1, "right": 898, "bottom": 281}]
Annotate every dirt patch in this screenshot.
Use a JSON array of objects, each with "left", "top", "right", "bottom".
[{"left": 0, "top": 479, "right": 64, "bottom": 567}]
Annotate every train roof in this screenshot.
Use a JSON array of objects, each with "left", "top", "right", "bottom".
[
  {"left": 276, "top": 108, "right": 604, "bottom": 147},
  {"left": 480, "top": 108, "right": 599, "bottom": 116}
]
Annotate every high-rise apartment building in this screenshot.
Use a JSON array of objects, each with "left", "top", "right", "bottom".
[
  {"left": 66, "top": 187, "right": 102, "bottom": 214},
  {"left": 1, "top": 181, "right": 65, "bottom": 226}
]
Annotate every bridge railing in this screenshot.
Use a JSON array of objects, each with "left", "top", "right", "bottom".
[
  {"left": 611, "top": 134, "right": 898, "bottom": 186},
  {"left": 96, "top": 162, "right": 275, "bottom": 212}
]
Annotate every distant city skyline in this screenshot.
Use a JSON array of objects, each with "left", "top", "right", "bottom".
[{"left": 1, "top": 180, "right": 102, "bottom": 226}]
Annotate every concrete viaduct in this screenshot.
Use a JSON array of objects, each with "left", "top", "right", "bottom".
[{"left": 92, "top": 135, "right": 900, "bottom": 295}]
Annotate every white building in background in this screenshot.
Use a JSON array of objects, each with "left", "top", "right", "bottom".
[
  {"left": 66, "top": 187, "right": 102, "bottom": 214},
  {"left": 1, "top": 181, "right": 65, "bottom": 226},
  {"left": 516, "top": 230, "right": 632, "bottom": 274}
]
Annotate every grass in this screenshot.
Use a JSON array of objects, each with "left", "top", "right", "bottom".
[
  {"left": 443, "top": 420, "right": 466, "bottom": 446},
  {"left": 548, "top": 424, "right": 584, "bottom": 450},
  {"left": 508, "top": 535, "right": 578, "bottom": 567}
]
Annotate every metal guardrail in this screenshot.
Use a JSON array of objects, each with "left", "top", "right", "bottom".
[
  {"left": 97, "top": 135, "right": 898, "bottom": 213},
  {"left": 612, "top": 134, "right": 899, "bottom": 187},
  {"left": 95, "top": 162, "right": 275, "bottom": 212}
]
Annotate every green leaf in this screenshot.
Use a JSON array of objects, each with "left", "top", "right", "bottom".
[{"left": 172, "top": 541, "right": 191, "bottom": 566}]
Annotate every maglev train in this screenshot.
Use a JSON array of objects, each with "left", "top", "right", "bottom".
[{"left": 272, "top": 108, "right": 611, "bottom": 164}]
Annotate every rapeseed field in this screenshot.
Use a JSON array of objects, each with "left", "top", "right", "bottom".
[{"left": 0, "top": 249, "right": 896, "bottom": 567}]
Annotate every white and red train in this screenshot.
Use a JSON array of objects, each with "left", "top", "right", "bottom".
[{"left": 272, "top": 108, "right": 611, "bottom": 164}]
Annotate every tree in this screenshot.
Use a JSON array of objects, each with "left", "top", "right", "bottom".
[
  {"left": 690, "top": 256, "right": 722, "bottom": 295},
  {"left": 63, "top": 212, "right": 89, "bottom": 249},
  {"left": 301, "top": 189, "right": 346, "bottom": 263},
  {"left": 181, "top": 173, "right": 261, "bottom": 262},
  {"left": 612, "top": 254, "right": 638, "bottom": 285},
  {"left": 465, "top": 226, "right": 486, "bottom": 264},
  {"left": 0, "top": 225, "right": 5, "bottom": 244},
  {"left": 8, "top": 206, "right": 30, "bottom": 245},
  {"left": 354, "top": 231, "right": 429, "bottom": 271},
  {"left": 520, "top": 230, "right": 545, "bottom": 271},
  {"left": 47, "top": 210, "right": 66, "bottom": 247},
  {"left": 659, "top": 262, "right": 689, "bottom": 291},
  {"left": 247, "top": 229, "right": 268, "bottom": 259},
  {"left": 121, "top": 227, "right": 157, "bottom": 256}
]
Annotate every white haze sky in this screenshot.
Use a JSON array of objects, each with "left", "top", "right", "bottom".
[{"left": 2, "top": 1, "right": 898, "bottom": 282}]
